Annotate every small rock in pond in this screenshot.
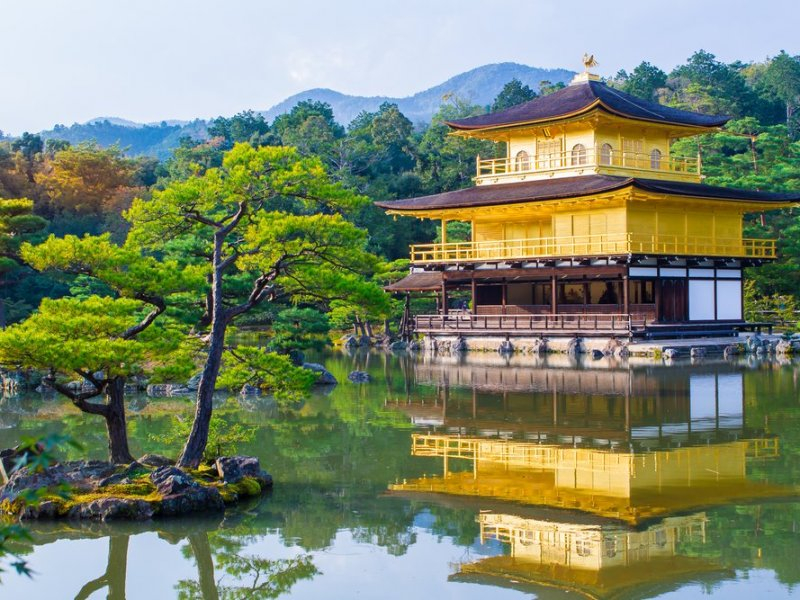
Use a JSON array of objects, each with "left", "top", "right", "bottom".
[
  {"left": 348, "top": 370, "right": 371, "bottom": 383},
  {"left": 303, "top": 363, "right": 337, "bottom": 385}
]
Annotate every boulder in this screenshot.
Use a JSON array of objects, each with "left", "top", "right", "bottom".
[
  {"left": 185, "top": 373, "right": 202, "bottom": 391},
  {"left": 389, "top": 340, "right": 408, "bottom": 352},
  {"left": 453, "top": 338, "right": 468, "bottom": 353},
  {"left": 690, "top": 347, "right": 706, "bottom": 358},
  {"left": 150, "top": 466, "right": 197, "bottom": 496},
  {"left": 591, "top": 349, "right": 604, "bottom": 360},
  {"left": 146, "top": 384, "right": 192, "bottom": 397},
  {"left": 746, "top": 335, "right": 763, "bottom": 353},
  {"left": 1, "top": 460, "right": 117, "bottom": 505},
  {"left": 407, "top": 340, "right": 421, "bottom": 352},
  {"left": 68, "top": 498, "right": 154, "bottom": 521},
  {"left": 530, "top": 338, "right": 548, "bottom": 355},
  {"left": 498, "top": 340, "right": 514, "bottom": 354},
  {"left": 138, "top": 454, "right": 174, "bottom": 468},
  {"left": 149, "top": 466, "right": 225, "bottom": 515},
  {"left": 215, "top": 456, "right": 272, "bottom": 487},
  {"left": 663, "top": 348, "right": 680, "bottom": 360},
  {"left": 566, "top": 338, "right": 583, "bottom": 357},
  {"left": 348, "top": 371, "right": 371, "bottom": 383},
  {"left": 723, "top": 344, "right": 740, "bottom": 358},
  {"left": 775, "top": 340, "right": 794, "bottom": 356},
  {"left": 303, "top": 363, "right": 337, "bottom": 385}
]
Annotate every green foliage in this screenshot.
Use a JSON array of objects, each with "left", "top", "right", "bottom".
[
  {"left": 0, "top": 197, "right": 47, "bottom": 281},
  {"left": 269, "top": 307, "right": 331, "bottom": 352},
  {"left": 491, "top": 78, "right": 537, "bottom": 112},
  {"left": 21, "top": 233, "right": 206, "bottom": 301},
  {"left": 612, "top": 61, "right": 667, "bottom": 101},
  {"left": 176, "top": 553, "right": 318, "bottom": 599},
  {"left": 0, "top": 433, "right": 76, "bottom": 579},
  {"left": 435, "top": 220, "right": 471, "bottom": 243},
  {"left": 417, "top": 98, "right": 498, "bottom": 193},
  {"left": 207, "top": 110, "right": 275, "bottom": 149},
  {"left": 744, "top": 279, "right": 798, "bottom": 329},
  {"left": 150, "top": 400, "right": 257, "bottom": 461},
  {"left": 217, "top": 347, "right": 316, "bottom": 402},
  {"left": 0, "top": 296, "right": 188, "bottom": 379}
]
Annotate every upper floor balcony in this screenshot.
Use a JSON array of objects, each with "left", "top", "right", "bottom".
[
  {"left": 410, "top": 233, "right": 776, "bottom": 264},
  {"left": 475, "top": 146, "right": 700, "bottom": 186}
]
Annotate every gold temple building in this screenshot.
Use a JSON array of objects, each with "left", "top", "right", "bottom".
[{"left": 379, "top": 65, "right": 800, "bottom": 339}]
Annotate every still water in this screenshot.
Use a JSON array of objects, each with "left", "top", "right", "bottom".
[{"left": 1, "top": 351, "right": 800, "bottom": 599}]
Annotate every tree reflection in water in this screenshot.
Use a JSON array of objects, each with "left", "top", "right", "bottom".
[
  {"left": 74, "top": 535, "right": 129, "bottom": 600},
  {"left": 56, "top": 519, "right": 319, "bottom": 600}
]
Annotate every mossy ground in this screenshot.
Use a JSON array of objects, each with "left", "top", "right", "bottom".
[{"left": 3, "top": 466, "right": 265, "bottom": 518}]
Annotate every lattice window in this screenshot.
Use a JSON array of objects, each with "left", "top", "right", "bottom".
[
  {"left": 623, "top": 138, "right": 644, "bottom": 167},
  {"left": 571, "top": 143, "right": 587, "bottom": 166},
  {"left": 600, "top": 143, "right": 613, "bottom": 165},
  {"left": 515, "top": 150, "right": 531, "bottom": 172},
  {"left": 650, "top": 148, "right": 662, "bottom": 169},
  {"left": 537, "top": 139, "right": 563, "bottom": 169}
]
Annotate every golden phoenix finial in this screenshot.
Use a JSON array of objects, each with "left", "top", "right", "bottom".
[{"left": 582, "top": 53, "right": 599, "bottom": 72}]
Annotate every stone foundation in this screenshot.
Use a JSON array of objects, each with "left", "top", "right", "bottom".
[{"left": 420, "top": 332, "right": 794, "bottom": 359}]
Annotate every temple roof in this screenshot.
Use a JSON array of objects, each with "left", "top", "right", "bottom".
[
  {"left": 445, "top": 80, "right": 729, "bottom": 131},
  {"left": 384, "top": 271, "right": 443, "bottom": 291},
  {"left": 375, "top": 175, "right": 800, "bottom": 212}
]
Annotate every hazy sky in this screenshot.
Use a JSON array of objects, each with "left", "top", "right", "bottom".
[{"left": 3, "top": 0, "right": 799, "bottom": 134}]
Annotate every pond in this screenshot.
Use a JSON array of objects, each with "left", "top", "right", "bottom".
[{"left": 2, "top": 351, "right": 800, "bottom": 599}]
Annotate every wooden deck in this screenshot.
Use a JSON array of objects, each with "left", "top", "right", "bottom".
[
  {"left": 413, "top": 313, "right": 773, "bottom": 339},
  {"left": 414, "top": 313, "right": 638, "bottom": 337}
]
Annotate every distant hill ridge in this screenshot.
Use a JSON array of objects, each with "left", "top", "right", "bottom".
[{"left": 38, "top": 62, "right": 574, "bottom": 158}]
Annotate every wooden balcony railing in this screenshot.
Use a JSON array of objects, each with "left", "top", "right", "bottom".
[
  {"left": 414, "top": 313, "right": 641, "bottom": 334},
  {"left": 476, "top": 147, "right": 699, "bottom": 180},
  {"left": 410, "top": 233, "right": 776, "bottom": 263}
]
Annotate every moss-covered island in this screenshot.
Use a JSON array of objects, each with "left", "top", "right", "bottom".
[{"left": 0, "top": 454, "right": 271, "bottom": 521}]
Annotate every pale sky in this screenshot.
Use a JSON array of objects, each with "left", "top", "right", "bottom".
[{"left": 2, "top": 0, "right": 799, "bottom": 134}]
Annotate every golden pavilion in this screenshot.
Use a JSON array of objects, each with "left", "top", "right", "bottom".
[{"left": 378, "top": 63, "right": 800, "bottom": 339}]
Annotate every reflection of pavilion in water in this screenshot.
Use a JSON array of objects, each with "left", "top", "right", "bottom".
[
  {"left": 392, "top": 433, "right": 783, "bottom": 523},
  {"left": 389, "top": 354, "right": 759, "bottom": 448},
  {"left": 453, "top": 512, "right": 729, "bottom": 599},
  {"left": 387, "top": 357, "right": 798, "bottom": 597}
]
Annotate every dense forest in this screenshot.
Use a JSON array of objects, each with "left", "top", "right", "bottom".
[{"left": 1, "top": 50, "right": 800, "bottom": 327}]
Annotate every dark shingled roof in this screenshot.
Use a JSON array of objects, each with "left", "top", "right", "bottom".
[
  {"left": 375, "top": 175, "right": 800, "bottom": 212},
  {"left": 384, "top": 271, "right": 443, "bottom": 291},
  {"left": 446, "top": 80, "right": 729, "bottom": 130}
]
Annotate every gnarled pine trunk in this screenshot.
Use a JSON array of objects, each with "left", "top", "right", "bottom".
[
  {"left": 178, "top": 230, "right": 228, "bottom": 468},
  {"left": 105, "top": 377, "right": 134, "bottom": 464}
]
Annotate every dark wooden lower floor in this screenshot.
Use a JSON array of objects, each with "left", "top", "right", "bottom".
[{"left": 413, "top": 313, "right": 771, "bottom": 339}]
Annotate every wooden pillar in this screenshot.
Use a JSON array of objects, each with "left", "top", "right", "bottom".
[
  {"left": 550, "top": 274, "right": 558, "bottom": 315},
  {"left": 441, "top": 281, "right": 448, "bottom": 316},
  {"left": 501, "top": 278, "right": 507, "bottom": 315},
  {"left": 552, "top": 389, "right": 558, "bottom": 426},
  {"left": 654, "top": 277, "right": 662, "bottom": 322},
  {"left": 623, "top": 275, "right": 630, "bottom": 315},
  {"left": 471, "top": 276, "right": 477, "bottom": 315},
  {"left": 441, "top": 219, "right": 448, "bottom": 245}
]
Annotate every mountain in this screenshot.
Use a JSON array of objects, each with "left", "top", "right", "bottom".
[
  {"left": 40, "top": 119, "right": 208, "bottom": 160},
  {"left": 37, "top": 62, "right": 574, "bottom": 158},
  {"left": 260, "top": 63, "right": 575, "bottom": 125}
]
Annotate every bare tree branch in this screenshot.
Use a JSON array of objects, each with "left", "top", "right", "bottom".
[{"left": 43, "top": 376, "right": 108, "bottom": 416}]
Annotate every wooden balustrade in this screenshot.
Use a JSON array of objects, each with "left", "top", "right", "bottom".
[
  {"left": 410, "top": 233, "right": 776, "bottom": 264},
  {"left": 413, "top": 312, "right": 639, "bottom": 334}
]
